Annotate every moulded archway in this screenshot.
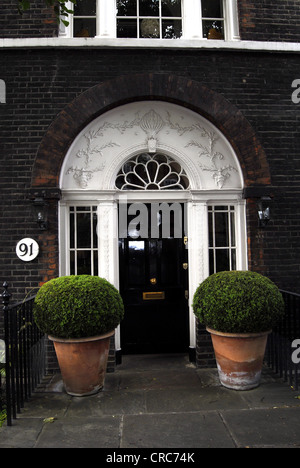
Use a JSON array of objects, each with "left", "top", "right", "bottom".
[
  {"left": 59, "top": 100, "right": 244, "bottom": 192},
  {"left": 57, "top": 99, "right": 249, "bottom": 356},
  {"left": 32, "top": 74, "right": 268, "bottom": 358},
  {"left": 31, "top": 73, "right": 271, "bottom": 191}
]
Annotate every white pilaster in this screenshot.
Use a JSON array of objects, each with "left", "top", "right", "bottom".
[
  {"left": 97, "top": 198, "right": 121, "bottom": 350},
  {"left": 187, "top": 199, "right": 209, "bottom": 349}
]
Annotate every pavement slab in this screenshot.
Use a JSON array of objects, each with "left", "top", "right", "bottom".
[{"left": 1, "top": 354, "right": 299, "bottom": 449}]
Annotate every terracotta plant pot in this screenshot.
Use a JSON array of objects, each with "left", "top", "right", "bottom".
[
  {"left": 207, "top": 327, "right": 271, "bottom": 391},
  {"left": 49, "top": 330, "right": 114, "bottom": 396}
]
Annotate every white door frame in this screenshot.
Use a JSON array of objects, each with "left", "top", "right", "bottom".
[
  {"left": 59, "top": 188, "right": 247, "bottom": 353},
  {"left": 59, "top": 100, "right": 247, "bottom": 355}
]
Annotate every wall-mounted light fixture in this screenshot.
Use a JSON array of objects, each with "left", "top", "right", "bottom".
[
  {"left": 32, "top": 196, "right": 49, "bottom": 230},
  {"left": 258, "top": 196, "right": 272, "bottom": 228}
]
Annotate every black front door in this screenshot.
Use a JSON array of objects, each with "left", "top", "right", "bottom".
[{"left": 119, "top": 203, "right": 189, "bottom": 354}]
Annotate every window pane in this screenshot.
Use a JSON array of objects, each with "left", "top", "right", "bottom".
[
  {"left": 209, "top": 249, "right": 215, "bottom": 275},
  {"left": 203, "top": 20, "right": 224, "bottom": 39},
  {"left": 74, "top": 18, "right": 96, "bottom": 37},
  {"left": 76, "top": 206, "right": 92, "bottom": 212},
  {"left": 202, "top": 0, "right": 223, "bottom": 18},
  {"left": 216, "top": 249, "right": 230, "bottom": 272},
  {"left": 74, "top": 0, "right": 96, "bottom": 16},
  {"left": 93, "top": 211, "right": 98, "bottom": 248},
  {"left": 117, "top": 19, "right": 138, "bottom": 37},
  {"left": 140, "top": 0, "right": 159, "bottom": 17},
  {"left": 231, "top": 250, "right": 236, "bottom": 270},
  {"left": 117, "top": 0, "right": 137, "bottom": 16},
  {"left": 230, "top": 212, "right": 236, "bottom": 246},
  {"left": 162, "top": 19, "right": 182, "bottom": 38},
  {"left": 215, "top": 211, "right": 229, "bottom": 247},
  {"left": 77, "top": 213, "right": 91, "bottom": 248},
  {"left": 77, "top": 251, "right": 92, "bottom": 275},
  {"left": 208, "top": 211, "right": 213, "bottom": 247},
  {"left": 70, "top": 212, "right": 75, "bottom": 248},
  {"left": 162, "top": 0, "right": 181, "bottom": 17},
  {"left": 140, "top": 18, "right": 160, "bottom": 38},
  {"left": 94, "top": 251, "right": 98, "bottom": 276},
  {"left": 70, "top": 251, "right": 75, "bottom": 275}
]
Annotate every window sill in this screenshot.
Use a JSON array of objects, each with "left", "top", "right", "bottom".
[{"left": 0, "top": 37, "right": 299, "bottom": 53}]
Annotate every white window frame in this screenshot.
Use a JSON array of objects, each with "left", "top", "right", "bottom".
[{"left": 59, "top": 0, "right": 240, "bottom": 41}]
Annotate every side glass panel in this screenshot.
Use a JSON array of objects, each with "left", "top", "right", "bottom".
[
  {"left": 208, "top": 205, "right": 236, "bottom": 274},
  {"left": 69, "top": 206, "right": 98, "bottom": 275}
]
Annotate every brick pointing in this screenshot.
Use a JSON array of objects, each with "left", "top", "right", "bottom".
[
  {"left": 0, "top": 0, "right": 58, "bottom": 38},
  {"left": 238, "top": 0, "right": 300, "bottom": 42}
]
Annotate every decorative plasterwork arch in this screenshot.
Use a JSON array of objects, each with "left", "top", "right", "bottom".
[
  {"left": 60, "top": 101, "right": 243, "bottom": 192},
  {"left": 31, "top": 74, "right": 270, "bottom": 191}
]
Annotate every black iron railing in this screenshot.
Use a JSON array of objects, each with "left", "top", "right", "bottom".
[
  {"left": 265, "top": 290, "right": 300, "bottom": 391},
  {"left": 1, "top": 282, "right": 46, "bottom": 426}
]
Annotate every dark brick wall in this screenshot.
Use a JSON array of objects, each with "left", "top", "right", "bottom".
[
  {"left": 2, "top": 1, "right": 300, "bottom": 42},
  {"left": 0, "top": 47, "right": 299, "bottom": 299},
  {"left": 1, "top": 46, "right": 300, "bottom": 371},
  {"left": 196, "top": 324, "right": 216, "bottom": 369},
  {"left": 1, "top": 2, "right": 299, "bottom": 372},
  {"left": 238, "top": 0, "right": 300, "bottom": 42},
  {"left": 0, "top": 0, "right": 58, "bottom": 38}
]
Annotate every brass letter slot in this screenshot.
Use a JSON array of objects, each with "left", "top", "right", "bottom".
[{"left": 143, "top": 292, "right": 165, "bottom": 301}]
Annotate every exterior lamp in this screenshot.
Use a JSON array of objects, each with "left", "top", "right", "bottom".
[
  {"left": 258, "top": 197, "right": 271, "bottom": 228},
  {"left": 32, "top": 196, "right": 49, "bottom": 230}
]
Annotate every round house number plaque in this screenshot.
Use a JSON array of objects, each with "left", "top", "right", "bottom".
[{"left": 16, "top": 238, "right": 39, "bottom": 262}]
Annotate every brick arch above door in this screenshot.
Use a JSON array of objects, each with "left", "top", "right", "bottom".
[{"left": 31, "top": 73, "right": 271, "bottom": 190}]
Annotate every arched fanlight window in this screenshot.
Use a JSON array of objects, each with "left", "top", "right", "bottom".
[{"left": 115, "top": 153, "right": 190, "bottom": 190}]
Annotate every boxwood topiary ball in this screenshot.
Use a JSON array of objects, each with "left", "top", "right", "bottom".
[
  {"left": 192, "top": 270, "right": 285, "bottom": 334},
  {"left": 33, "top": 275, "right": 124, "bottom": 339}
]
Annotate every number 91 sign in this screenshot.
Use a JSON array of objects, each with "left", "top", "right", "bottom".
[{"left": 16, "top": 238, "right": 39, "bottom": 262}]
